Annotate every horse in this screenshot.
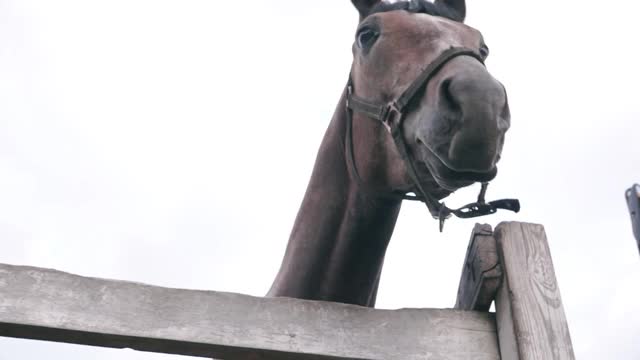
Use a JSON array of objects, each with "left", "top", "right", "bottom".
[{"left": 267, "top": 0, "right": 512, "bottom": 307}]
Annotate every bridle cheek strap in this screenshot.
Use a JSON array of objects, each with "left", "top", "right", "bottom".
[{"left": 345, "top": 47, "right": 520, "bottom": 232}]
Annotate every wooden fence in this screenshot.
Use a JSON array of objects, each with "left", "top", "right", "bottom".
[{"left": 0, "top": 222, "right": 574, "bottom": 359}]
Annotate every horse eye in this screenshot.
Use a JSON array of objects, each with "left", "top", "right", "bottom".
[
  {"left": 479, "top": 44, "right": 490, "bottom": 59},
  {"left": 357, "top": 28, "right": 379, "bottom": 49}
]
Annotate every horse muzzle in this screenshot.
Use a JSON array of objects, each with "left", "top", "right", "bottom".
[{"left": 424, "top": 58, "right": 510, "bottom": 175}]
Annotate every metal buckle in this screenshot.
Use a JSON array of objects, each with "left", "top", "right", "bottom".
[{"left": 382, "top": 103, "right": 402, "bottom": 132}]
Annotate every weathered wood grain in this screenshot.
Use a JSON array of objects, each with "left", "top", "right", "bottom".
[
  {"left": 0, "top": 263, "right": 500, "bottom": 360},
  {"left": 455, "top": 223, "right": 502, "bottom": 311},
  {"left": 494, "top": 222, "right": 575, "bottom": 360},
  {"left": 495, "top": 280, "right": 520, "bottom": 360}
]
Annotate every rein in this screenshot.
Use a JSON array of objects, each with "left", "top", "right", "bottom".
[{"left": 345, "top": 47, "right": 520, "bottom": 231}]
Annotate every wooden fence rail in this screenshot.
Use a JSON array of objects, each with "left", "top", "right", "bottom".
[
  {"left": 0, "top": 222, "right": 574, "bottom": 359},
  {"left": 0, "top": 264, "right": 498, "bottom": 359}
]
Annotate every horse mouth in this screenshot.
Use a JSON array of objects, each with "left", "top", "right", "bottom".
[{"left": 419, "top": 145, "right": 498, "bottom": 191}]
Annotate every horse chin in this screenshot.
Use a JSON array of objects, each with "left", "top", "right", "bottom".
[{"left": 419, "top": 151, "right": 498, "bottom": 192}]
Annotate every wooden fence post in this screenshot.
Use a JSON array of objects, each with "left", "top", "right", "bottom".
[
  {"left": 455, "top": 223, "right": 502, "bottom": 311},
  {"left": 494, "top": 222, "right": 575, "bottom": 360}
]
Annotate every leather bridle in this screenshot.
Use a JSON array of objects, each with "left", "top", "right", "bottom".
[{"left": 345, "top": 46, "right": 520, "bottom": 231}]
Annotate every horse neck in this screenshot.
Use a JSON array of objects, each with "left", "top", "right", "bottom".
[{"left": 267, "top": 91, "right": 402, "bottom": 307}]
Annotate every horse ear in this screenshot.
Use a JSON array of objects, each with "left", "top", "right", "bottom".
[
  {"left": 351, "top": 0, "right": 382, "bottom": 20},
  {"left": 435, "top": 0, "right": 466, "bottom": 22}
]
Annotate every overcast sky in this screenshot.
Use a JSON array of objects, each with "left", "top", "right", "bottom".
[{"left": 1, "top": 0, "right": 639, "bottom": 359}]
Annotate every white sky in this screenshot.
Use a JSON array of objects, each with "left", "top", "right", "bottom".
[{"left": 1, "top": 0, "right": 639, "bottom": 359}]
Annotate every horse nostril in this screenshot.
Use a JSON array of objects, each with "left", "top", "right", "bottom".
[{"left": 439, "top": 78, "right": 461, "bottom": 115}]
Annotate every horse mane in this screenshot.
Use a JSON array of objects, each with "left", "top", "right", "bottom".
[{"left": 368, "top": 0, "right": 462, "bottom": 22}]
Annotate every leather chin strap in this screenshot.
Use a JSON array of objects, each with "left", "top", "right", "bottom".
[{"left": 345, "top": 47, "right": 520, "bottom": 232}]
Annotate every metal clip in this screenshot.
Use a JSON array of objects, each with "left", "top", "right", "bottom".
[
  {"left": 346, "top": 85, "right": 353, "bottom": 108},
  {"left": 438, "top": 205, "right": 452, "bottom": 232},
  {"left": 382, "top": 102, "right": 402, "bottom": 132}
]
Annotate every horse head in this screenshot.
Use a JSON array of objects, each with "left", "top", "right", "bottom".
[{"left": 348, "top": 0, "right": 511, "bottom": 204}]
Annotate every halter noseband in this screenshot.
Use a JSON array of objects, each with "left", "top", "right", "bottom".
[{"left": 345, "top": 46, "right": 520, "bottom": 231}]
